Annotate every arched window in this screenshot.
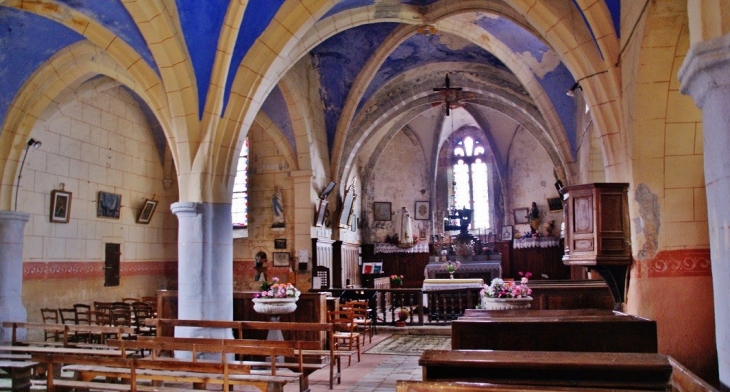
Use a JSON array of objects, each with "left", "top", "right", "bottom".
[
  {"left": 232, "top": 138, "right": 248, "bottom": 231},
  {"left": 452, "top": 136, "right": 490, "bottom": 229}
]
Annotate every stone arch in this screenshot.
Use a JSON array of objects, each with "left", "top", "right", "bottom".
[{"left": 0, "top": 42, "right": 167, "bottom": 209}]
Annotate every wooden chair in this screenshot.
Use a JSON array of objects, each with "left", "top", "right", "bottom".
[
  {"left": 313, "top": 265, "right": 330, "bottom": 289},
  {"left": 328, "top": 310, "right": 361, "bottom": 365},
  {"left": 131, "top": 302, "right": 155, "bottom": 336},
  {"left": 122, "top": 297, "right": 140, "bottom": 304},
  {"left": 345, "top": 300, "right": 373, "bottom": 344},
  {"left": 72, "top": 304, "right": 92, "bottom": 342},
  {"left": 40, "top": 308, "right": 60, "bottom": 342}
]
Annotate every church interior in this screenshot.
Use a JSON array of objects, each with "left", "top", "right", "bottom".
[{"left": 0, "top": 0, "right": 729, "bottom": 389}]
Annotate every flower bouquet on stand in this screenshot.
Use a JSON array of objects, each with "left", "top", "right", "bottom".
[
  {"left": 480, "top": 272, "right": 533, "bottom": 310},
  {"left": 443, "top": 260, "right": 461, "bottom": 279},
  {"left": 390, "top": 274, "right": 404, "bottom": 286}
]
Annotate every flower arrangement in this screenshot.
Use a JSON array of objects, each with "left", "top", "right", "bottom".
[
  {"left": 390, "top": 274, "right": 404, "bottom": 286},
  {"left": 481, "top": 272, "right": 533, "bottom": 299},
  {"left": 254, "top": 276, "right": 300, "bottom": 299},
  {"left": 443, "top": 260, "right": 461, "bottom": 273}
]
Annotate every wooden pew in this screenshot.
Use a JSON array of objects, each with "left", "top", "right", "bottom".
[
  {"left": 149, "top": 318, "right": 351, "bottom": 390},
  {"left": 418, "top": 349, "right": 673, "bottom": 390},
  {"left": 451, "top": 311, "right": 658, "bottom": 353},
  {"left": 108, "top": 337, "right": 321, "bottom": 392},
  {"left": 2, "top": 322, "right": 135, "bottom": 348},
  {"left": 33, "top": 342, "right": 301, "bottom": 392},
  {"left": 0, "top": 359, "right": 39, "bottom": 392}
]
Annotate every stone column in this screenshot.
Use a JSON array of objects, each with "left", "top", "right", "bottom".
[
  {"left": 171, "top": 202, "right": 233, "bottom": 342},
  {"left": 679, "top": 32, "right": 730, "bottom": 388},
  {"left": 0, "top": 211, "right": 29, "bottom": 342}
]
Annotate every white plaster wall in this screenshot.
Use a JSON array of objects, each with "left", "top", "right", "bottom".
[
  {"left": 233, "top": 120, "right": 295, "bottom": 288},
  {"left": 368, "top": 130, "right": 430, "bottom": 243},
  {"left": 18, "top": 83, "right": 177, "bottom": 263},
  {"left": 506, "top": 129, "right": 564, "bottom": 237}
]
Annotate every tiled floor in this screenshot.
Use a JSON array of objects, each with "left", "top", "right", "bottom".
[{"left": 291, "top": 331, "right": 423, "bottom": 392}]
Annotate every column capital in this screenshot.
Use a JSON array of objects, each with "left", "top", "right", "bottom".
[
  {"left": 171, "top": 201, "right": 199, "bottom": 217},
  {"left": 679, "top": 33, "right": 730, "bottom": 108},
  {"left": 0, "top": 210, "right": 30, "bottom": 223},
  {"left": 290, "top": 169, "right": 314, "bottom": 178}
]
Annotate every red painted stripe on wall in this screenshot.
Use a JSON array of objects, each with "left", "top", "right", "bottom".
[
  {"left": 647, "top": 249, "right": 712, "bottom": 277},
  {"left": 23, "top": 261, "right": 177, "bottom": 280}
]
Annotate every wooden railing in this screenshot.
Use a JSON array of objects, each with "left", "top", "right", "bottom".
[{"left": 326, "top": 288, "right": 482, "bottom": 326}]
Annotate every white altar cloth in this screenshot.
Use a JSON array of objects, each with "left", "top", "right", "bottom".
[
  {"left": 424, "top": 261, "right": 501, "bottom": 280},
  {"left": 512, "top": 237, "right": 560, "bottom": 249},
  {"left": 374, "top": 242, "right": 429, "bottom": 254},
  {"left": 422, "top": 278, "right": 484, "bottom": 291}
]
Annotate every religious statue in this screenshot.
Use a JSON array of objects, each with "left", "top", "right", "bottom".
[
  {"left": 529, "top": 201, "right": 539, "bottom": 233},
  {"left": 399, "top": 207, "right": 414, "bottom": 247},
  {"left": 271, "top": 187, "right": 284, "bottom": 228}
]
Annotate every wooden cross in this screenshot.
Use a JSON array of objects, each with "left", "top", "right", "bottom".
[{"left": 433, "top": 74, "right": 463, "bottom": 116}]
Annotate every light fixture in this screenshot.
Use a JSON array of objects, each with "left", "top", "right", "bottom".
[
  {"left": 14, "top": 138, "right": 42, "bottom": 211},
  {"left": 565, "top": 70, "right": 609, "bottom": 97}
]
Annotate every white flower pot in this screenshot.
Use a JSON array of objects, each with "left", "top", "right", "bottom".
[
  {"left": 481, "top": 296, "right": 533, "bottom": 310},
  {"left": 252, "top": 297, "right": 298, "bottom": 315}
]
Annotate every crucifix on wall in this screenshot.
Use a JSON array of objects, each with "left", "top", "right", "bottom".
[{"left": 433, "top": 74, "right": 463, "bottom": 116}]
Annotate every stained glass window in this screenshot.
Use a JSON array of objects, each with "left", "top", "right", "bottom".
[{"left": 452, "top": 136, "right": 490, "bottom": 229}]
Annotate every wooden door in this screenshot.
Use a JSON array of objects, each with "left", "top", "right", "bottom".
[{"left": 104, "top": 243, "right": 120, "bottom": 287}]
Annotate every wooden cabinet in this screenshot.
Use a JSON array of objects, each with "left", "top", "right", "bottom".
[
  {"left": 561, "top": 183, "right": 631, "bottom": 306},
  {"left": 360, "top": 244, "right": 430, "bottom": 288}
]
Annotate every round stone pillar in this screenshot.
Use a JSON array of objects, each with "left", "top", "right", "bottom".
[
  {"left": 171, "top": 202, "right": 233, "bottom": 343},
  {"left": 0, "top": 211, "right": 29, "bottom": 342},
  {"left": 679, "top": 32, "right": 730, "bottom": 388}
]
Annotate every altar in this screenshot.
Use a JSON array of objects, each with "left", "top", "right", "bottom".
[
  {"left": 422, "top": 278, "right": 485, "bottom": 290},
  {"left": 424, "top": 260, "right": 502, "bottom": 282}
]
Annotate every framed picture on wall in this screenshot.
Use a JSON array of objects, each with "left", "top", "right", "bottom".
[
  {"left": 373, "top": 202, "right": 391, "bottom": 221},
  {"left": 501, "top": 225, "right": 513, "bottom": 241},
  {"left": 97, "top": 191, "right": 122, "bottom": 219},
  {"left": 136, "top": 199, "right": 158, "bottom": 224},
  {"left": 273, "top": 252, "right": 290, "bottom": 267},
  {"left": 414, "top": 201, "right": 430, "bottom": 220},
  {"left": 547, "top": 197, "right": 563, "bottom": 211},
  {"left": 362, "top": 262, "right": 374, "bottom": 274},
  {"left": 50, "top": 190, "right": 72, "bottom": 223},
  {"left": 315, "top": 199, "right": 328, "bottom": 227},
  {"left": 513, "top": 208, "right": 529, "bottom": 224},
  {"left": 274, "top": 239, "right": 287, "bottom": 249}
]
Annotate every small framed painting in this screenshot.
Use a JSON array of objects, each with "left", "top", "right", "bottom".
[
  {"left": 372, "top": 261, "right": 383, "bottom": 274},
  {"left": 97, "top": 191, "right": 122, "bottom": 219},
  {"left": 513, "top": 208, "right": 530, "bottom": 224},
  {"left": 362, "top": 262, "right": 374, "bottom": 274},
  {"left": 414, "top": 201, "right": 430, "bottom": 220},
  {"left": 315, "top": 199, "right": 328, "bottom": 227},
  {"left": 547, "top": 197, "right": 563, "bottom": 211},
  {"left": 274, "top": 238, "right": 287, "bottom": 249},
  {"left": 50, "top": 190, "right": 72, "bottom": 223},
  {"left": 273, "top": 252, "right": 290, "bottom": 267},
  {"left": 501, "top": 225, "right": 513, "bottom": 241},
  {"left": 136, "top": 199, "right": 158, "bottom": 224},
  {"left": 373, "top": 202, "right": 391, "bottom": 221}
]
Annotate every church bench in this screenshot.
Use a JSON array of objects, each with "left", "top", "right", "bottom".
[
  {"left": 395, "top": 380, "right": 606, "bottom": 391},
  {"left": 0, "top": 360, "right": 39, "bottom": 392},
  {"left": 32, "top": 343, "right": 301, "bottom": 392},
  {"left": 451, "top": 312, "right": 658, "bottom": 352},
  {"left": 149, "top": 318, "right": 349, "bottom": 389},
  {"left": 418, "top": 349, "right": 673, "bottom": 390},
  {"left": 109, "top": 337, "right": 318, "bottom": 392},
  {"left": 2, "top": 321, "right": 135, "bottom": 348}
]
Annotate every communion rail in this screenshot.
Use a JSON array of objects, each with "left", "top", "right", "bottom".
[{"left": 334, "top": 288, "right": 482, "bottom": 326}]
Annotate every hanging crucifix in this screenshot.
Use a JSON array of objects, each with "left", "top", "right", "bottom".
[{"left": 433, "top": 74, "right": 463, "bottom": 116}]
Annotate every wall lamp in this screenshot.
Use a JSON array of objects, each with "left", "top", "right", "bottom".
[
  {"left": 565, "top": 70, "right": 609, "bottom": 97},
  {"left": 14, "top": 138, "right": 42, "bottom": 211}
]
